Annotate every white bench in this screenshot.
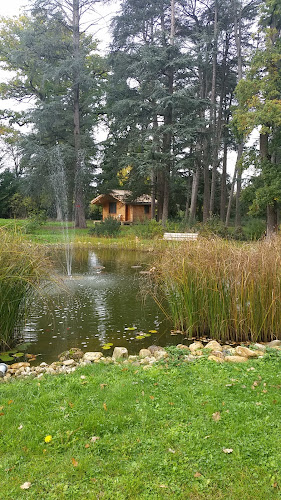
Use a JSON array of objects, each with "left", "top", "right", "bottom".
[{"left": 163, "top": 232, "right": 198, "bottom": 241}]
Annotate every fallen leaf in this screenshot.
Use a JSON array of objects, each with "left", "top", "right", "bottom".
[
  {"left": 85, "top": 443, "right": 90, "bottom": 448},
  {"left": 222, "top": 448, "right": 233, "bottom": 454},
  {"left": 103, "top": 402, "right": 107, "bottom": 411},
  {"left": 256, "top": 402, "right": 262, "bottom": 406},
  {"left": 20, "top": 482, "right": 31, "bottom": 490},
  {"left": 71, "top": 457, "right": 78, "bottom": 467},
  {"left": 273, "top": 482, "right": 278, "bottom": 488},
  {"left": 159, "top": 485, "right": 168, "bottom": 488},
  {"left": 0, "top": 406, "right": 3, "bottom": 411},
  {"left": 204, "top": 435, "right": 211, "bottom": 439},
  {"left": 8, "top": 400, "right": 13, "bottom": 405},
  {"left": 100, "top": 383, "right": 107, "bottom": 389},
  {"left": 80, "top": 375, "right": 86, "bottom": 380},
  {"left": 91, "top": 436, "right": 100, "bottom": 443},
  {"left": 68, "top": 402, "right": 74, "bottom": 409},
  {"left": 0, "top": 413, "right": 5, "bottom": 416},
  {"left": 194, "top": 472, "right": 202, "bottom": 478},
  {"left": 149, "top": 396, "right": 155, "bottom": 400},
  {"left": 18, "top": 424, "right": 23, "bottom": 430},
  {"left": 168, "top": 448, "right": 175, "bottom": 453},
  {"left": 168, "top": 402, "right": 174, "bottom": 405},
  {"left": 212, "top": 411, "right": 221, "bottom": 422}
]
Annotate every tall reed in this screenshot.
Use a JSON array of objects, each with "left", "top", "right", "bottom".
[
  {"left": 0, "top": 229, "right": 54, "bottom": 350},
  {"left": 153, "top": 237, "right": 281, "bottom": 343}
]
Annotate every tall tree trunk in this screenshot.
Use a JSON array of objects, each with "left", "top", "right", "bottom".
[
  {"left": 220, "top": 138, "right": 228, "bottom": 221},
  {"left": 225, "top": 142, "right": 243, "bottom": 227},
  {"left": 184, "top": 175, "right": 191, "bottom": 220},
  {"left": 209, "top": 0, "right": 218, "bottom": 216},
  {"left": 189, "top": 159, "right": 200, "bottom": 223},
  {"left": 73, "top": 0, "right": 86, "bottom": 228},
  {"left": 234, "top": 0, "right": 243, "bottom": 229},
  {"left": 260, "top": 133, "right": 278, "bottom": 238},
  {"left": 161, "top": 0, "right": 175, "bottom": 225}
]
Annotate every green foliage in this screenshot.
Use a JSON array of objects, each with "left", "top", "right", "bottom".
[
  {"left": 243, "top": 218, "right": 266, "bottom": 241},
  {"left": 198, "top": 215, "right": 229, "bottom": 238},
  {"left": 0, "top": 170, "right": 18, "bottom": 217},
  {"left": 89, "top": 217, "right": 121, "bottom": 238},
  {"left": 23, "top": 210, "right": 47, "bottom": 234},
  {"left": 132, "top": 219, "right": 164, "bottom": 239}
]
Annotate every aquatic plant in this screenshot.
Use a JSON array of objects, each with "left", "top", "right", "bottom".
[
  {"left": 152, "top": 237, "right": 281, "bottom": 343},
  {"left": 0, "top": 229, "right": 54, "bottom": 350}
]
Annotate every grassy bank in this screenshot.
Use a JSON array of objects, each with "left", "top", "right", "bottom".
[
  {"left": 1, "top": 352, "right": 281, "bottom": 499},
  {"left": 153, "top": 237, "right": 281, "bottom": 343}
]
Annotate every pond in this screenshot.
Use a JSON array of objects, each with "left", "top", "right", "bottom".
[{"left": 22, "top": 248, "right": 185, "bottom": 364}]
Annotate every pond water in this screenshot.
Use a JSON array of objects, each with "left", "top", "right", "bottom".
[{"left": 23, "top": 248, "right": 185, "bottom": 364}]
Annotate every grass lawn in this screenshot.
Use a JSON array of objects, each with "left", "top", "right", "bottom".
[{"left": 1, "top": 350, "right": 281, "bottom": 499}]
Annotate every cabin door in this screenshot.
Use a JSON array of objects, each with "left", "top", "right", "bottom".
[{"left": 125, "top": 204, "right": 129, "bottom": 221}]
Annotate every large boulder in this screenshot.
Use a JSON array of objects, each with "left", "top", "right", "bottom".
[
  {"left": 205, "top": 340, "right": 222, "bottom": 352},
  {"left": 83, "top": 352, "right": 103, "bottom": 362},
  {"left": 112, "top": 347, "right": 128, "bottom": 360},
  {"left": 225, "top": 355, "right": 248, "bottom": 363},
  {"left": 189, "top": 341, "right": 204, "bottom": 353},
  {"left": 235, "top": 346, "right": 259, "bottom": 358},
  {"left": 139, "top": 349, "right": 152, "bottom": 358}
]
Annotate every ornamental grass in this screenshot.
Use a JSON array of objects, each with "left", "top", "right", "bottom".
[
  {"left": 153, "top": 237, "right": 281, "bottom": 343},
  {"left": 0, "top": 229, "right": 54, "bottom": 350}
]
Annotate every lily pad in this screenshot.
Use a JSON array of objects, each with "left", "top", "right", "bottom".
[
  {"left": 13, "top": 352, "right": 25, "bottom": 359},
  {"left": 0, "top": 354, "right": 14, "bottom": 362},
  {"left": 125, "top": 327, "right": 137, "bottom": 331},
  {"left": 143, "top": 333, "right": 151, "bottom": 337},
  {"left": 107, "top": 343, "right": 114, "bottom": 347},
  {"left": 149, "top": 330, "right": 158, "bottom": 334},
  {"left": 15, "top": 343, "right": 31, "bottom": 351},
  {"left": 135, "top": 335, "right": 146, "bottom": 340},
  {"left": 102, "top": 344, "right": 112, "bottom": 350}
]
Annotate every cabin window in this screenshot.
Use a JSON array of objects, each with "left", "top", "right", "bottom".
[
  {"left": 144, "top": 205, "right": 150, "bottom": 214},
  {"left": 109, "top": 202, "right": 117, "bottom": 214}
]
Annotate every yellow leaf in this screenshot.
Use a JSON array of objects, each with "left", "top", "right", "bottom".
[
  {"left": 71, "top": 457, "right": 78, "bottom": 467},
  {"left": 103, "top": 402, "right": 107, "bottom": 411}
]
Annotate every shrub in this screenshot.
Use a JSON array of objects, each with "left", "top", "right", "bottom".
[
  {"left": 23, "top": 210, "right": 47, "bottom": 234},
  {"left": 198, "top": 215, "right": 229, "bottom": 238},
  {"left": 89, "top": 217, "right": 121, "bottom": 237},
  {"left": 132, "top": 219, "right": 164, "bottom": 239},
  {"left": 0, "top": 229, "right": 54, "bottom": 350}
]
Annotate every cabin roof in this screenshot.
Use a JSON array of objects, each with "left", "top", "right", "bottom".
[{"left": 91, "top": 189, "right": 152, "bottom": 205}]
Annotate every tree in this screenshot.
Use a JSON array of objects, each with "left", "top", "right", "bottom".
[
  {"left": 234, "top": 0, "right": 281, "bottom": 236},
  {"left": 0, "top": 1, "right": 106, "bottom": 227}
]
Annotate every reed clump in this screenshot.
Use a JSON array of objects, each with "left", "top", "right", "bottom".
[
  {"left": 0, "top": 229, "right": 54, "bottom": 350},
  {"left": 153, "top": 237, "right": 281, "bottom": 343}
]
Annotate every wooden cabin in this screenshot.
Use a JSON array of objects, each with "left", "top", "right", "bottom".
[{"left": 91, "top": 190, "right": 152, "bottom": 223}]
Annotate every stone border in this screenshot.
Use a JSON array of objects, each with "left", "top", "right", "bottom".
[{"left": 1, "top": 340, "right": 280, "bottom": 382}]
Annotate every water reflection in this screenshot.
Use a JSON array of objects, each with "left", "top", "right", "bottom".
[{"left": 23, "top": 249, "right": 179, "bottom": 364}]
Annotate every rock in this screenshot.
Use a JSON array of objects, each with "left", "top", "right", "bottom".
[
  {"left": 211, "top": 350, "right": 225, "bottom": 359},
  {"left": 266, "top": 340, "right": 281, "bottom": 347},
  {"left": 112, "top": 347, "right": 128, "bottom": 360},
  {"left": 194, "top": 349, "right": 203, "bottom": 356},
  {"left": 62, "top": 359, "right": 76, "bottom": 367},
  {"left": 58, "top": 348, "right": 84, "bottom": 362},
  {"left": 205, "top": 340, "right": 222, "bottom": 352},
  {"left": 225, "top": 355, "right": 248, "bottom": 363},
  {"left": 222, "top": 346, "right": 236, "bottom": 355},
  {"left": 154, "top": 350, "right": 168, "bottom": 361},
  {"left": 176, "top": 344, "right": 189, "bottom": 350},
  {"left": 208, "top": 355, "right": 224, "bottom": 363},
  {"left": 235, "top": 346, "right": 258, "bottom": 358},
  {"left": 253, "top": 343, "right": 266, "bottom": 352},
  {"left": 83, "top": 352, "right": 103, "bottom": 362},
  {"left": 189, "top": 341, "right": 204, "bottom": 353},
  {"left": 128, "top": 355, "right": 138, "bottom": 362},
  {"left": 148, "top": 345, "right": 162, "bottom": 355},
  {"left": 142, "top": 364, "right": 152, "bottom": 370},
  {"left": 10, "top": 362, "right": 30, "bottom": 369},
  {"left": 40, "top": 362, "right": 48, "bottom": 367},
  {"left": 139, "top": 349, "right": 152, "bottom": 358},
  {"left": 183, "top": 355, "right": 196, "bottom": 362}
]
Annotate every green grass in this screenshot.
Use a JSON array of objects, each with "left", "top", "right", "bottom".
[{"left": 1, "top": 352, "right": 281, "bottom": 499}]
